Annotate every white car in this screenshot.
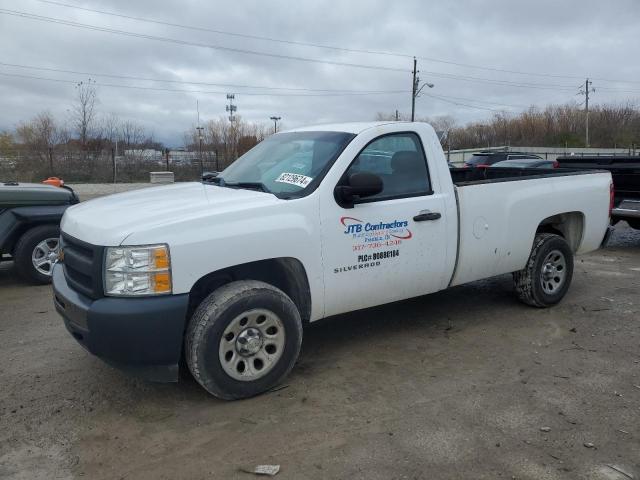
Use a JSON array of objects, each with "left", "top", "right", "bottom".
[{"left": 53, "top": 122, "right": 613, "bottom": 399}]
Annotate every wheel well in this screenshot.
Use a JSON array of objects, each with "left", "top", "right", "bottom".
[
  {"left": 187, "top": 257, "right": 312, "bottom": 324},
  {"left": 2, "top": 221, "right": 58, "bottom": 257},
  {"left": 536, "top": 212, "right": 584, "bottom": 252}
]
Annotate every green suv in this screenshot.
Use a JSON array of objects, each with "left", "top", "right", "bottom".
[{"left": 0, "top": 181, "right": 78, "bottom": 283}]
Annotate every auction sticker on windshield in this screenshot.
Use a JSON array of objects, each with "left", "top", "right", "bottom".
[{"left": 275, "top": 172, "right": 313, "bottom": 188}]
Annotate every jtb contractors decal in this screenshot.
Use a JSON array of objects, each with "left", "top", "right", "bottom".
[
  {"left": 340, "top": 216, "right": 412, "bottom": 252},
  {"left": 275, "top": 172, "right": 313, "bottom": 188}
]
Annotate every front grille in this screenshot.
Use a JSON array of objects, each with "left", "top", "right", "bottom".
[{"left": 61, "top": 233, "right": 104, "bottom": 299}]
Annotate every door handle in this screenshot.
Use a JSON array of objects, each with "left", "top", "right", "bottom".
[{"left": 413, "top": 211, "right": 441, "bottom": 222}]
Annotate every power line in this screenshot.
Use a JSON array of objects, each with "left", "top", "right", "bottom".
[
  {"left": 424, "top": 93, "right": 527, "bottom": 109},
  {"left": 419, "top": 70, "right": 578, "bottom": 91},
  {"left": 0, "top": 61, "right": 403, "bottom": 93},
  {"left": 2, "top": 8, "right": 623, "bottom": 93},
  {"left": 35, "top": 0, "right": 414, "bottom": 60},
  {"left": 0, "top": 56, "right": 583, "bottom": 94},
  {"left": 597, "top": 86, "right": 640, "bottom": 95},
  {"left": 0, "top": 70, "right": 541, "bottom": 112},
  {"left": 0, "top": 70, "right": 409, "bottom": 96},
  {"left": 421, "top": 92, "right": 514, "bottom": 113},
  {"left": 0, "top": 8, "right": 408, "bottom": 73},
  {"left": 35, "top": 0, "right": 640, "bottom": 85}
]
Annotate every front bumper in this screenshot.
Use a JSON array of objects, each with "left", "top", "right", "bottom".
[{"left": 52, "top": 264, "right": 189, "bottom": 382}]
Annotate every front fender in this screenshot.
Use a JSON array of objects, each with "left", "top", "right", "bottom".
[
  {"left": 1, "top": 205, "right": 69, "bottom": 252},
  {"left": 121, "top": 196, "right": 325, "bottom": 320}
]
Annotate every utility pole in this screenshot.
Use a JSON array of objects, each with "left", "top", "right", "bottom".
[
  {"left": 269, "top": 116, "right": 281, "bottom": 134},
  {"left": 579, "top": 78, "right": 595, "bottom": 147},
  {"left": 111, "top": 147, "right": 116, "bottom": 184},
  {"left": 411, "top": 57, "right": 434, "bottom": 122},
  {"left": 114, "top": 139, "right": 118, "bottom": 184},
  {"left": 196, "top": 99, "right": 204, "bottom": 174},
  {"left": 411, "top": 57, "right": 417, "bottom": 122}
]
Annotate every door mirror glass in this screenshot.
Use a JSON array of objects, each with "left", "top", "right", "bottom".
[{"left": 334, "top": 171, "right": 383, "bottom": 208}]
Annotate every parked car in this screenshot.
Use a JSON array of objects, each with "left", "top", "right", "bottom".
[
  {"left": 464, "top": 151, "right": 543, "bottom": 168},
  {"left": 53, "top": 122, "right": 612, "bottom": 399},
  {"left": 490, "top": 159, "right": 558, "bottom": 169},
  {"left": 0, "top": 181, "right": 78, "bottom": 283},
  {"left": 556, "top": 155, "right": 640, "bottom": 229}
]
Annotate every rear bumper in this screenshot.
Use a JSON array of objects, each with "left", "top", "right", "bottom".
[
  {"left": 612, "top": 199, "right": 640, "bottom": 220},
  {"left": 52, "top": 264, "right": 189, "bottom": 382}
]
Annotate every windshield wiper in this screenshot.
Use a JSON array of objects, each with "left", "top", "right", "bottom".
[{"left": 223, "top": 181, "right": 271, "bottom": 193}]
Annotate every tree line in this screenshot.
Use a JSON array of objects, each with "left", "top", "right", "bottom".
[
  {"left": 0, "top": 79, "right": 271, "bottom": 182},
  {"left": 378, "top": 102, "right": 640, "bottom": 150}
]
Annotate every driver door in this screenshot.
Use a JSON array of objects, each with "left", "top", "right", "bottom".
[{"left": 320, "top": 132, "right": 448, "bottom": 317}]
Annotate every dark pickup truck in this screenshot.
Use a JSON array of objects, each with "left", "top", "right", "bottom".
[
  {"left": 556, "top": 155, "right": 640, "bottom": 230},
  {"left": 0, "top": 181, "right": 78, "bottom": 283}
]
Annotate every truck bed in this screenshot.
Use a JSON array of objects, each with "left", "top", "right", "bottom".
[
  {"left": 449, "top": 166, "right": 604, "bottom": 186},
  {"left": 447, "top": 167, "right": 611, "bottom": 287}
]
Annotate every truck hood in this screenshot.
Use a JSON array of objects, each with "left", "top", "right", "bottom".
[
  {"left": 61, "top": 182, "right": 277, "bottom": 246},
  {"left": 0, "top": 182, "right": 74, "bottom": 208}
]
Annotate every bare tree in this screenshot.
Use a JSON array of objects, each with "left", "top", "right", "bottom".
[
  {"left": 0, "top": 131, "right": 13, "bottom": 154},
  {"left": 71, "top": 79, "right": 98, "bottom": 148},
  {"left": 101, "top": 112, "right": 121, "bottom": 153},
  {"left": 15, "top": 111, "right": 64, "bottom": 175},
  {"left": 119, "top": 120, "right": 148, "bottom": 161}
]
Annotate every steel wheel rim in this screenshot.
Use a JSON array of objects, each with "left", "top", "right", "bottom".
[
  {"left": 540, "top": 249, "right": 566, "bottom": 295},
  {"left": 218, "top": 308, "right": 285, "bottom": 381},
  {"left": 31, "top": 237, "right": 60, "bottom": 276}
]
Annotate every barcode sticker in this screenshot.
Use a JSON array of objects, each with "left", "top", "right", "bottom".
[{"left": 275, "top": 172, "right": 313, "bottom": 187}]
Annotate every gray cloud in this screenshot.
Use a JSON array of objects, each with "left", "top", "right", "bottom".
[{"left": 0, "top": 0, "right": 638, "bottom": 145}]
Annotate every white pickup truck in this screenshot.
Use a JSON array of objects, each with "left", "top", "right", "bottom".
[{"left": 53, "top": 122, "right": 613, "bottom": 399}]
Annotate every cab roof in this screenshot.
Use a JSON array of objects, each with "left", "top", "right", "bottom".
[{"left": 286, "top": 121, "right": 425, "bottom": 135}]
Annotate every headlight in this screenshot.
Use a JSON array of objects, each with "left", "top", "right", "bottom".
[{"left": 104, "top": 244, "right": 172, "bottom": 296}]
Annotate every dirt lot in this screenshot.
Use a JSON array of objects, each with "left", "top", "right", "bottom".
[{"left": 1, "top": 198, "right": 639, "bottom": 479}]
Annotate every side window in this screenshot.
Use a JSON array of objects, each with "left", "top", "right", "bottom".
[{"left": 345, "top": 132, "right": 431, "bottom": 201}]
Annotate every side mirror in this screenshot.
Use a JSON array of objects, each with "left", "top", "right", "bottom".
[
  {"left": 334, "top": 172, "right": 383, "bottom": 209},
  {"left": 202, "top": 171, "right": 219, "bottom": 182}
]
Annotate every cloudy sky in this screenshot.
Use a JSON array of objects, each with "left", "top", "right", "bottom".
[{"left": 0, "top": 0, "right": 638, "bottom": 146}]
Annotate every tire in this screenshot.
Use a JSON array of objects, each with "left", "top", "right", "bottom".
[
  {"left": 13, "top": 224, "right": 61, "bottom": 284},
  {"left": 185, "top": 280, "right": 303, "bottom": 400},
  {"left": 513, "top": 233, "right": 574, "bottom": 308},
  {"left": 627, "top": 219, "right": 640, "bottom": 230}
]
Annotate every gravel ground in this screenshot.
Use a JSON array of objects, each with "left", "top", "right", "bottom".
[{"left": 0, "top": 210, "right": 639, "bottom": 479}]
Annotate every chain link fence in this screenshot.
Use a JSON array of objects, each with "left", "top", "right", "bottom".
[{"left": 0, "top": 148, "right": 234, "bottom": 183}]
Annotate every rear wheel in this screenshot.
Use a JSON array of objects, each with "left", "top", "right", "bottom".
[
  {"left": 14, "top": 224, "right": 60, "bottom": 284},
  {"left": 185, "top": 280, "right": 303, "bottom": 400},
  {"left": 513, "top": 233, "right": 574, "bottom": 307}
]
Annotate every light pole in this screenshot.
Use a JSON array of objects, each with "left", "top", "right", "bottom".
[
  {"left": 196, "top": 126, "right": 204, "bottom": 174},
  {"left": 411, "top": 57, "right": 434, "bottom": 121},
  {"left": 270, "top": 116, "right": 281, "bottom": 134}
]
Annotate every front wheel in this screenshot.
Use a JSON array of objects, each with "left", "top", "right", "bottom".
[
  {"left": 513, "top": 233, "right": 574, "bottom": 308},
  {"left": 14, "top": 224, "right": 61, "bottom": 284},
  {"left": 185, "top": 280, "right": 303, "bottom": 400}
]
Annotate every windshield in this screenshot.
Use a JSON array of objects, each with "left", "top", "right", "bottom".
[
  {"left": 492, "top": 160, "right": 534, "bottom": 168},
  {"left": 218, "top": 131, "right": 355, "bottom": 197},
  {"left": 466, "top": 155, "right": 492, "bottom": 166}
]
